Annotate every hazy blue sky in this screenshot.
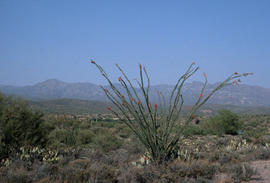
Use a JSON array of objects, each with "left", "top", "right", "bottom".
[{"left": 0, "top": 0, "right": 269, "bottom": 87}]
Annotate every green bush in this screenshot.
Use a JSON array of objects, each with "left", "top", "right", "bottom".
[
  {"left": 0, "top": 93, "right": 50, "bottom": 157},
  {"left": 202, "top": 109, "right": 243, "bottom": 135},
  {"left": 79, "top": 121, "right": 92, "bottom": 129},
  {"left": 92, "top": 127, "right": 109, "bottom": 135},
  {"left": 48, "top": 128, "right": 77, "bottom": 147},
  {"left": 76, "top": 129, "right": 95, "bottom": 145},
  {"left": 93, "top": 133, "right": 122, "bottom": 152},
  {"left": 181, "top": 125, "right": 206, "bottom": 137},
  {"left": 112, "top": 123, "right": 133, "bottom": 138},
  {"left": 101, "top": 122, "right": 116, "bottom": 128},
  {"left": 118, "top": 126, "right": 133, "bottom": 138},
  {"left": 242, "top": 120, "right": 267, "bottom": 138}
]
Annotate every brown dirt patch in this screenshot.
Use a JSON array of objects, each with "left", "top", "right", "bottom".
[{"left": 248, "top": 160, "right": 270, "bottom": 183}]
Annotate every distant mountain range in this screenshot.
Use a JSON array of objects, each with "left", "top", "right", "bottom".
[{"left": 1, "top": 79, "right": 270, "bottom": 107}]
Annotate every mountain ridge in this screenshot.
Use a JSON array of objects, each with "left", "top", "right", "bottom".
[{"left": 0, "top": 79, "right": 270, "bottom": 107}]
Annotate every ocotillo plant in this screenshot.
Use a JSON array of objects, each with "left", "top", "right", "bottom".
[{"left": 91, "top": 60, "right": 252, "bottom": 164}]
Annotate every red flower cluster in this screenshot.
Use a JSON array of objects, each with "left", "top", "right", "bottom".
[
  {"left": 106, "top": 106, "right": 111, "bottom": 111},
  {"left": 118, "top": 77, "right": 122, "bottom": 82},
  {"left": 90, "top": 60, "right": 95, "bottom": 64},
  {"left": 203, "top": 73, "right": 207, "bottom": 78},
  {"left": 154, "top": 104, "right": 158, "bottom": 111},
  {"left": 137, "top": 100, "right": 141, "bottom": 105}
]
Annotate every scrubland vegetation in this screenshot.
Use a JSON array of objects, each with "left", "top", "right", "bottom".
[
  {"left": 0, "top": 63, "right": 269, "bottom": 182},
  {"left": 0, "top": 92, "right": 270, "bottom": 182}
]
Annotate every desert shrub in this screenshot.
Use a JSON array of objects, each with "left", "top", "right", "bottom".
[
  {"left": 61, "top": 119, "right": 74, "bottom": 128},
  {"left": 2, "top": 167, "right": 32, "bottom": 183},
  {"left": 48, "top": 128, "right": 77, "bottom": 147},
  {"left": 252, "top": 147, "right": 270, "bottom": 160},
  {"left": 79, "top": 121, "right": 92, "bottom": 129},
  {"left": 122, "top": 136, "right": 144, "bottom": 155},
  {"left": 65, "top": 162, "right": 118, "bottom": 183},
  {"left": 218, "top": 152, "right": 234, "bottom": 165},
  {"left": 47, "top": 155, "right": 119, "bottom": 183},
  {"left": 175, "top": 160, "right": 216, "bottom": 179},
  {"left": 242, "top": 120, "right": 267, "bottom": 138},
  {"left": 116, "top": 125, "right": 133, "bottom": 138},
  {"left": 76, "top": 129, "right": 95, "bottom": 145},
  {"left": 0, "top": 93, "right": 50, "bottom": 158},
  {"left": 119, "top": 159, "right": 216, "bottom": 183},
  {"left": 202, "top": 109, "right": 243, "bottom": 135},
  {"left": 0, "top": 154, "right": 51, "bottom": 182},
  {"left": 57, "top": 159, "right": 92, "bottom": 182},
  {"left": 181, "top": 125, "right": 206, "bottom": 137},
  {"left": 229, "top": 163, "right": 257, "bottom": 183},
  {"left": 49, "top": 122, "right": 124, "bottom": 150},
  {"left": 92, "top": 61, "right": 251, "bottom": 163},
  {"left": 92, "top": 127, "right": 109, "bottom": 135},
  {"left": 243, "top": 127, "right": 265, "bottom": 138},
  {"left": 101, "top": 121, "right": 116, "bottom": 128},
  {"left": 93, "top": 133, "right": 123, "bottom": 152}
]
